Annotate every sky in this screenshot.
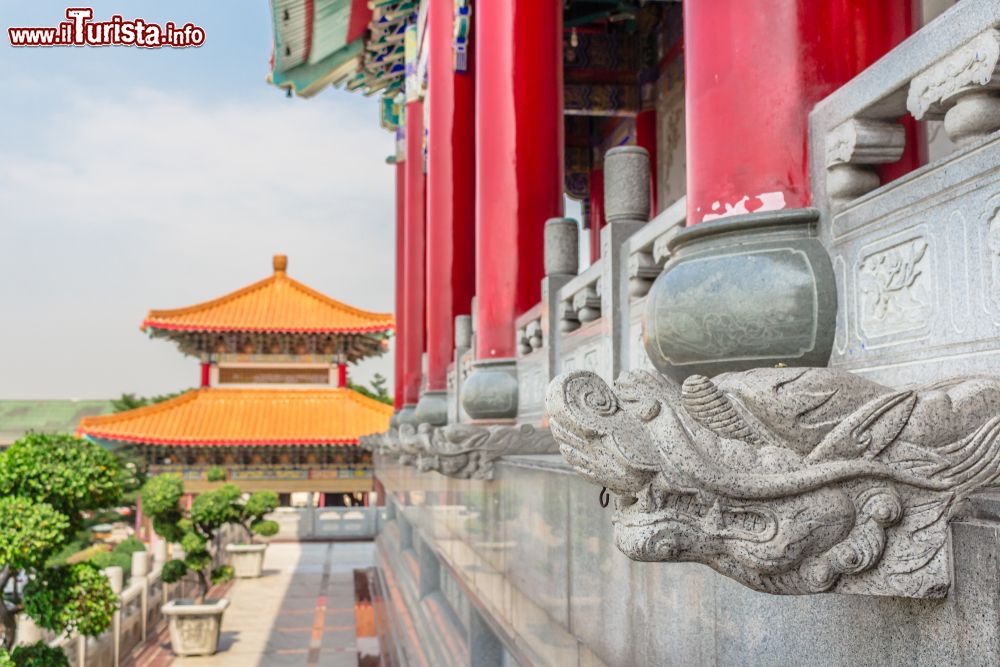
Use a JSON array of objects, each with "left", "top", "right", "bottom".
[{"left": 0, "top": 2, "right": 397, "bottom": 399}]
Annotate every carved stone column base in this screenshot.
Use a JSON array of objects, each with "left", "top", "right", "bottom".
[
  {"left": 397, "top": 404, "right": 418, "bottom": 426},
  {"left": 414, "top": 390, "right": 449, "bottom": 426},
  {"left": 644, "top": 208, "right": 835, "bottom": 382},
  {"left": 461, "top": 358, "right": 518, "bottom": 420}
]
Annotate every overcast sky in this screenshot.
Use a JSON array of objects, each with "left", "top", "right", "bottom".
[{"left": 0, "top": 2, "right": 397, "bottom": 399}]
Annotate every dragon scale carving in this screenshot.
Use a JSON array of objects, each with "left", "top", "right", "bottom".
[
  {"left": 546, "top": 367, "right": 1000, "bottom": 598},
  {"left": 369, "top": 423, "right": 558, "bottom": 480}
]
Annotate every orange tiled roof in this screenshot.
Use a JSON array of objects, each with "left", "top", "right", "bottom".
[
  {"left": 77, "top": 387, "right": 392, "bottom": 447},
  {"left": 141, "top": 255, "right": 394, "bottom": 334}
]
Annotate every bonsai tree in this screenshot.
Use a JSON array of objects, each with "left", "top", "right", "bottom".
[
  {"left": 0, "top": 434, "right": 125, "bottom": 663},
  {"left": 234, "top": 491, "right": 279, "bottom": 544},
  {"left": 141, "top": 475, "right": 235, "bottom": 604}
]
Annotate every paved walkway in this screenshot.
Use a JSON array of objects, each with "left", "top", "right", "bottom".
[{"left": 131, "top": 542, "right": 375, "bottom": 667}]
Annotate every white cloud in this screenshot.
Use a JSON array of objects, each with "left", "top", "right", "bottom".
[{"left": 0, "top": 87, "right": 397, "bottom": 399}]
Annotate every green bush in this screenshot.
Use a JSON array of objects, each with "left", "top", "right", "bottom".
[
  {"left": 89, "top": 550, "right": 132, "bottom": 577},
  {"left": 0, "top": 434, "right": 125, "bottom": 653},
  {"left": 23, "top": 564, "right": 117, "bottom": 637},
  {"left": 142, "top": 476, "right": 280, "bottom": 601},
  {"left": 8, "top": 642, "right": 69, "bottom": 667}
]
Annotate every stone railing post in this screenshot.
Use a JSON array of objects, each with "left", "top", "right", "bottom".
[
  {"left": 152, "top": 539, "right": 167, "bottom": 566},
  {"left": 451, "top": 314, "right": 472, "bottom": 423},
  {"left": 131, "top": 551, "right": 150, "bottom": 640},
  {"left": 601, "top": 146, "right": 650, "bottom": 379},
  {"left": 14, "top": 614, "right": 41, "bottom": 646},
  {"left": 543, "top": 218, "right": 579, "bottom": 380},
  {"left": 103, "top": 566, "right": 123, "bottom": 667}
]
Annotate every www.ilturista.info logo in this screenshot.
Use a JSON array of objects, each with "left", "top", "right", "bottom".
[{"left": 8, "top": 8, "right": 205, "bottom": 48}]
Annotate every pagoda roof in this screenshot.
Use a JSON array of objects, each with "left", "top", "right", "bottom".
[
  {"left": 77, "top": 387, "right": 391, "bottom": 447},
  {"left": 141, "top": 255, "right": 394, "bottom": 335}
]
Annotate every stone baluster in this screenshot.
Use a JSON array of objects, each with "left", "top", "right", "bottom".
[
  {"left": 908, "top": 29, "right": 1000, "bottom": 145},
  {"left": 131, "top": 551, "right": 150, "bottom": 640},
  {"left": 825, "top": 118, "right": 905, "bottom": 210},
  {"left": 104, "top": 566, "right": 124, "bottom": 667},
  {"left": 14, "top": 614, "right": 42, "bottom": 646},
  {"left": 543, "top": 217, "right": 579, "bottom": 379},
  {"left": 152, "top": 539, "right": 168, "bottom": 566},
  {"left": 451, "top": 314, "right": 472, "bottom": 423},
  {"left": 601, "top": 146, "right": 651, "bottom": 378}
]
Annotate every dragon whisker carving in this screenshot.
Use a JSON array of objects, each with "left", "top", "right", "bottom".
[{"left": 546, "top": 367, "right": 1000, "bottom": 597}]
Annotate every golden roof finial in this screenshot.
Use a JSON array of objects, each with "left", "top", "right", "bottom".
[{"left": 273, "top": 254, "right": 288, "bottom": 274}]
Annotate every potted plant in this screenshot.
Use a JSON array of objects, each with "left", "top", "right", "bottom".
[
  {"left": 224, "top": 490, "right": 279, "bottom": 579},
  {"left": 0, "top": 434, "right": 125, "bottom": 666},
  {"left": 141, "top": 475, "right": 237, "bottom": 657}
]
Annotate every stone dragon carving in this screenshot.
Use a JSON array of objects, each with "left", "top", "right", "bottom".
[
  {"left": 546, "top": 367, "right": 1000, "bottom": 598},
  {"left": 369, "top": 422, "right": 557, "bottom": 480}
]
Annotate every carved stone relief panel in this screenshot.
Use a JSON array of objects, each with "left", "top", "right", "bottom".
[
  {"left": 824, "top": 135, "right": 1000, "bottom": 384},
  {"left": 856, "top": 232, "right": 933, "bottom": 344},
  {"left": 517, "top": 355, "right": 547, "bottom": 426}
]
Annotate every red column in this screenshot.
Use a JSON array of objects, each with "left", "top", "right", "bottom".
[
  {"left": 474, "top": 0, "right": 563, "bottom": 360},
  {"left": 200, "top": 361, "right": 210, "bottom": 388},
  {"left": 589, "top": 168, "right": 604, "bottom": 264},
  {"left": 401, "top": 100, "right": 426, "bottom": 411},
  {"left": 635, "top": 109, "right": 658, "bottom": 216},
  {"left": 393, "top": 156, "right": 405, "bottom": 411},
  {"left": 337, "top": 363, "right": 347, "bottom": 388},
  {"left": 683, "top": 0, "right": 920, "bottom": 225},
  {"left": 420, "top": 0, "right": 476, "bottom": 422}
]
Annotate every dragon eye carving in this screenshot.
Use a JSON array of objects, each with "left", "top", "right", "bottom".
[{"left": 565, "top": 373, "right": 620, "bottom": 417}]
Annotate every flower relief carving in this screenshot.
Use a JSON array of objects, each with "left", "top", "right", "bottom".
[
  {"left": 546, "top": 367, "right": 1000, "bottom": 598},
  {"left": 858, "top": 237, "right": 930, "bottom": 337}
]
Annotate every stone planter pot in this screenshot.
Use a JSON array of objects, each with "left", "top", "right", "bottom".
[
  {"left": 226, "top": 543, "right": 267, "bottom": 578},
  {"left": 643, "top": 208, "right": 835, "bottom": 382},
  {"left": 162, "top": 598, "right": 229, "bottom": 656}
]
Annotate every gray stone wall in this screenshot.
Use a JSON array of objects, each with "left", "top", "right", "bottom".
[{"left": 376, "top": 454, "right": 1000, "bottom": 666}]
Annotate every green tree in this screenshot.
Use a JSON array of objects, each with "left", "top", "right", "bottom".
[
  {"left": 142, "top": 477, "right": 278, "bottom": 602},
  {"left": 347, "top": 372, "right": 392, "bottom": 406},
  {"left": 0, "top": 434, "right": 124, "bottom": 654},
  {"left": 111, "top": 389, "right": 189, "bottom": 413},
  {"left": 235, "top": 492, "right": 279, "bottom": 543}
]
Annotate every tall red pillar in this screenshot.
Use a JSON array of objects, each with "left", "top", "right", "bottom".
[
  {"left": 683, "top": 0, "right": 920, "bottom": 225},
  {"left": 635, "top": 109, "right": 658, "bottom": 217},
  {"left": 416, "top": 0, "right": 476, "bottom": 425},
  {"left": 400, "top": 99, "right": 426, "bottom": 421},
  {"left": 463, "top": 0, "right": 564, "bottom": 420},
  {"left": 392, "top": 154, "right": 405, "bottom": 412}
]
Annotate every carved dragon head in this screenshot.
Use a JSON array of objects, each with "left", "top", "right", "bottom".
[{"left": 547, "top": 368, "right": 1000, "bottom": 597}]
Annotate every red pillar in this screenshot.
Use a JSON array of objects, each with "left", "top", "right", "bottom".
[
  {"left": 635, "top": 109, "right": 658, "bottom": 217},
  {"left": 401, "top": 100, "right": 426, "bottom": 411},
  {"left": 418, "top": 0, "right": 476, "bottom": 423},
  {"left": 393, "top": 156, "right": 405, "bottom": 411},
  {"left": 474, "top": 0, "right": 563, "bottom": 360},
  {"left": 683, "top": 0, "right": 920, "bottom": 225},
  {"left": 337, "top": 363, "right": 347, "bottom": 388},
  {"left": 589, "top": 168, "right": 604, "bottom": 264},
  {"left": 463, "top": 0, "right": 563, "bottom": 419},
  {"left": 200, "top": 362, "right": 210, "bottom": 388}
]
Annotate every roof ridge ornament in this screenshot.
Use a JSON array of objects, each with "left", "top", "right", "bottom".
[{"left": 273, "top": 254, "right": 288, "bottom": 274}]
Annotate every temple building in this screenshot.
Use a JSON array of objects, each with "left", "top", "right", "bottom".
[
  {"left": 77, "top": 255, "right": 393, "bottom": 499},
  {"left": 262, "top": 1, "right": 1000, "bottom": 666}
]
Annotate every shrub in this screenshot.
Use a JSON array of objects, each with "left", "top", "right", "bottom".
[
  {"left": 0, "top": 435, "right": 125, "bottom": 652},
  {"left": 9, "top": 642, "right": 69, "bottom": 667}
]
